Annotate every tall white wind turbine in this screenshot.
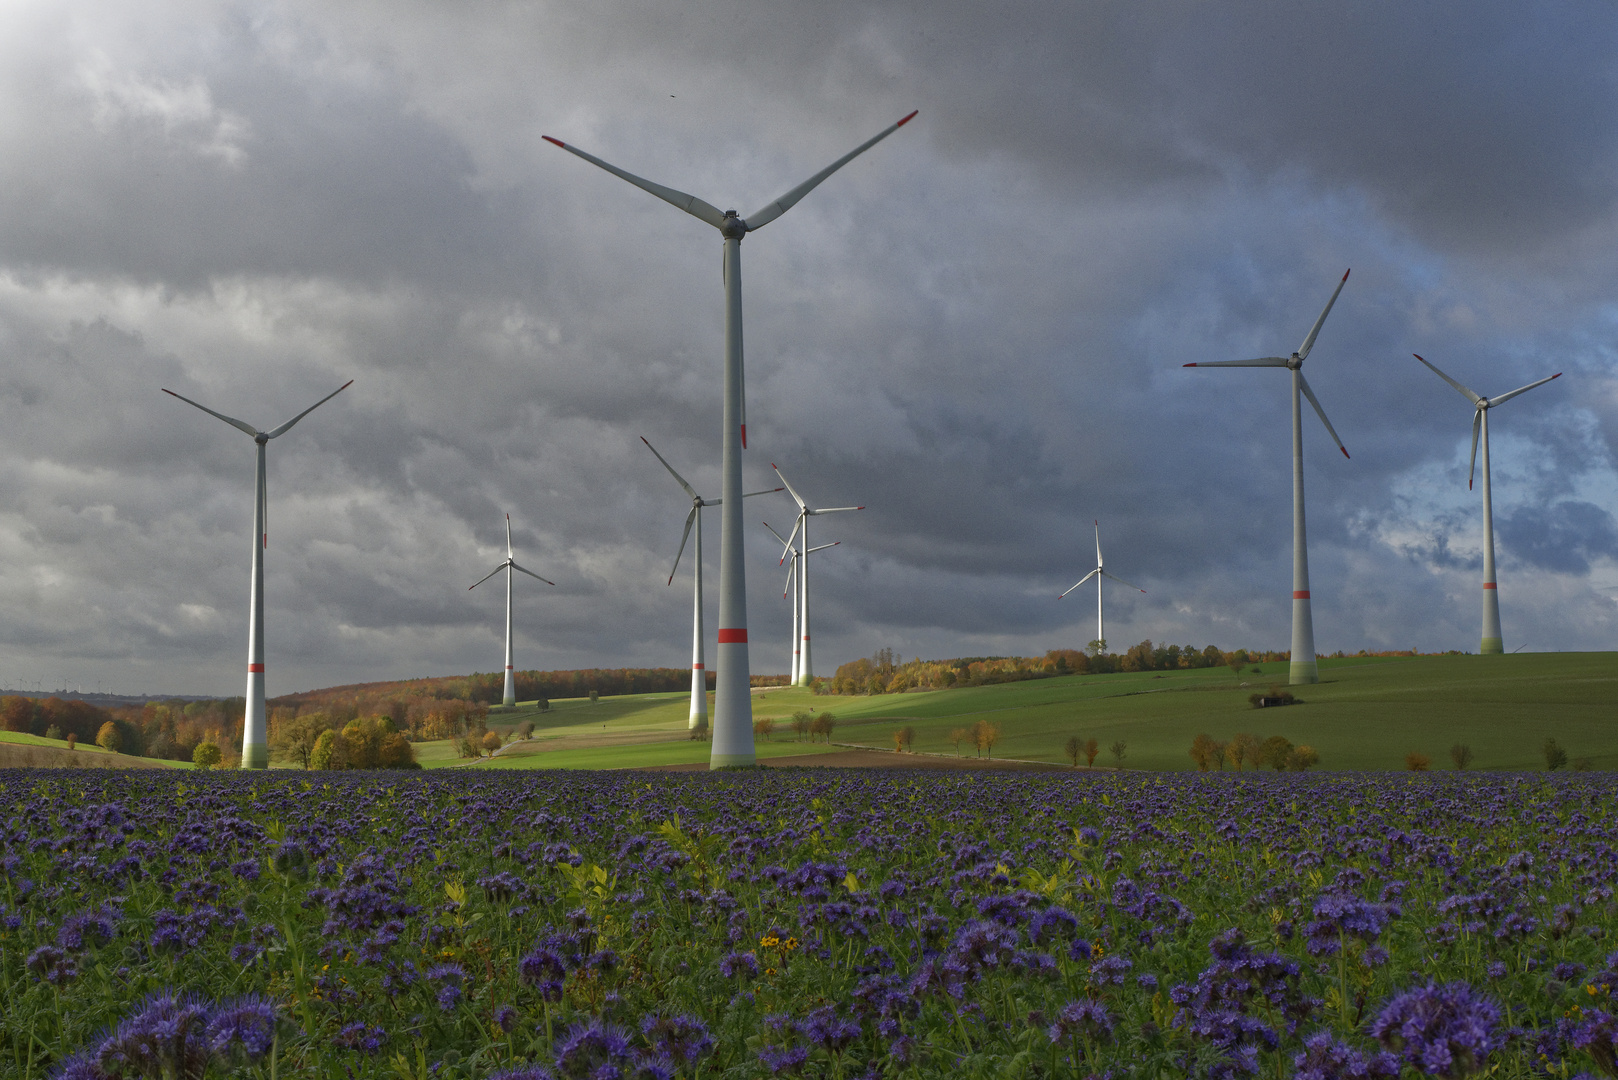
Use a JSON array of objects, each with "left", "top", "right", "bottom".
[
  {"left": 1058, "top": 520, "right": 1145, "bottom": 650},
  {"left": 642, "top": 437, "right": 779, "bottom": 729},
  {"left": 771, "top": 464, "right": 863, "bottom": 686},
  {"left": 1413, "top": 354, "right": 1561, "bottom": 654},
  {"left": 762, "top": 520, "right": 838, "bottom": 684},
  {"left": 1184, "top": 270, "right": 1352, "bottom": 685},
  {"left": 544, "top": 112, "right": 916, "bottom": 766},
  {"left": 469, "top": 515, "right": 555, "bottom": 707},
  {"left": 163, "top": 379, "right": 352, "bottom": 768}
]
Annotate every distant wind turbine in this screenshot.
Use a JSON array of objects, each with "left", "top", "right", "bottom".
[
  {"left": 544, "top": 111, "right": 916, "bottom": 766},
  {"left": 641, "top": 437, "right": 778, "bottom": 729},
  {"left": 1058, "top": 520, "right": 1145, "bottom": 651},
  {"left": 762, "top": 520, "right": 839, "bottom": 684},
  {"left": 163, "top": 379, "right": 352, "bottom": 768},
  {"left": 1413, "top": 354, "right": 1561, "bottom": 654},
  {"left": 1184, "top": 270, "right": 1352, "bottom": 685},
  {"left": 469, "top": 515, "right": 555, "bottom": 707},
  {"left": 771, "top": 464, "right": 863, "bottom": 686}
]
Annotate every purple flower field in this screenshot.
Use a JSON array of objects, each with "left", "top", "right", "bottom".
[{"left": 3, "top": 769, "right": 1616, "bottom": 1079}]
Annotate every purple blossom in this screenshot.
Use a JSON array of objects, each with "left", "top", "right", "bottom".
[
  {"left": 552, "top": 1019, "right": 633, "bottom": 1079},
  {"left": 719, "top": 949, "right": 760, "bottom": 979},
  {"left": 640, "top": 1013, "right": 715, "bottom": 1065},
  {"left": 334, "top": 1022, "right": 387, "bottom": 1053},
  {"left": 205, "top": 995, "right": 277, "bottom": 1059},
  {"left": 95, "top": 991, "right": 215, "bottom": 1080},
  {"left": 1292, "top": 1030, "right": 1401, "bottom": 1080},
  {"left": 1047, "top": 999, "right": 1114, "bottom": 1043},
  {"left": 1567, "top": 1009, "right": 1618, "bottom": 1078},
  {"left": 27, "top": 945, "right": 78, "bottom": 985},
  {"left": 1368, "top": 982, "right": 1502, "bottom": 1078}
]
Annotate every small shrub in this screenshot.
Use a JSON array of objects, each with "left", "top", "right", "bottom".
[
  {"left": 754, "top": 717, "right": 775, "bottom": 740},
  {"left": 517, "top": 720, "right": 535, "bottom": 740},
  {"left": 1084, "top": 738, "right": 1100, "bottom": 767},
  {"left": 588, "top": 690, "right": 599, "bottom": 705},
  {"left": 1450, "top": 743, "right": 1473, "bottom": 770},
  {"left": 1405, "top": 752, "right": 1431, "bottom": 772},
  {"left": 1109, "top": 740, "right": 1127, "bottom": 765},
  {"left": 44, "top": 724, "right": 62, "bottom": 742},
  {"left": 481, "top": 731, "right": 503, "bottom": 755},
  {"left": 193, "top": 742, "right": 222, "bottom": 770},
  {"left": 1065, "top": 735, "right": 1083, "bottom": 768},
  {"left": 66, "top": 733, "right": 77, "bottom": 751},
  {"left": 1573, "top": 757, "right": 1595, "bottom": 772},
  {"left": 1543, "top": 738, "right": 1568, "bottom": 771},
  {"left": 1285, "top": 745, "right": 1320, "bottom": 771},
  {"left": 535, "top": 697, "right": 550, "bottom": 713},
  {"left": 895, "top": 726, "right": 914, "bottom": 753}
]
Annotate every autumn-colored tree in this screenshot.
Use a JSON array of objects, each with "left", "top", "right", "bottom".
[
  {"left": 96, "top": 722, "right": 121, "bottom": 754},
  {"left": 66, "top": 733, "right": 78, "bottom": 751},
  {"left": 754, "top": 717, "right": 775, "bottom": 741},
  {"left": 971, "top": 720, "right": 1002, "bottom": 759},
  {"left": 481, "top": 730, "right": 503, "bottom": 755},
  {"left": 1227, "top": 733, "right": 1261, "bottom": 772},
  {"left": 1084, "top": 738, "right": 1100, "bottom": 767},
  {"left": 377, "top": 732, "right": 418, "bottom": 769},
  {"left": 1189, "top": 733, "right": 1218, "bottom": 772},
  {"left": 1285, "top": 745, "right": 1320, "bottom": 771},
  {"left": 1260, "top": 735, "right": 1294, "bottom": 771},
  {"left": 791, "top": 711, "right": 812, "bottom": 741},
  {"left": 950, "top": 728, "right": 969, "bottom": 756},
  {"left": 1405, "top": 752, "right": 1431, "bottom": 772},
  {"left": 270, "top": 713, "right": 328, "bottom": 770},
  {"left": 192, "top": 742, "right": 222, "bottom": 770}
]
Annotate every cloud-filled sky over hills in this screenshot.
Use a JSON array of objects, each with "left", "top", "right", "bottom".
[{"left": 2, "top": 0, "right": 1617, "bottom": 696}]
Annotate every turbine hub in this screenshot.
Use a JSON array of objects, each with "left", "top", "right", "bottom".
[
  {"left": 720, "top": 211, "right": 747, "bottom": 240},
  {"left": 1286, "top": 353, "right": 1302, "bottom": 370}
]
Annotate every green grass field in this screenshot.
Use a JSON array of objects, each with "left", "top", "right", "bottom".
[
  {"left": 0, "top": 730, "right": 191, "bottom": 769},
  {"left": 418, "top": 652, "right": 1618, "bottom": 772}
]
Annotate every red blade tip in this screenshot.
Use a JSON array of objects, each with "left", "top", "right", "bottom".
[
  {"left": 1553, "top": 372, "right": 1563, "bottom": 379},
  {"left": 1342, "top": 269, "right": 1351, "bottom": 281},
  {"left": 897, "top": 110, "right": 918, "bottom": 126},
  {"left": 1412, "top": 354, "right": 1423, "bottom": 361},
  {"left": 1182, "top": 363, "right": 1198, "bottom": 367},
  {"left": 542, "top": 136, "right": 565, "bottom": 148},
  {"left": 740, "top": 424, "right": 746, "bottom": 449},
  {"left": 1340, "top": 447, "right": 1351, "bottom": 459}
]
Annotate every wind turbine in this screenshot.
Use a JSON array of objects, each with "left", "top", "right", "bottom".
[
  {"left": 544, "top": 111, "right": 916, "bottom": 766},
  {"left": 762, "top": 520, "right": 839, "bottom": 684},
  {"left": 641, "top": 436, "right": 779, "bottom": 729},
  {"left": 1184, "top": 270, "right": 1352, "bottom": 685},
  {"left": 163, "top": 379, "right": 352, "bottom": 768},
  {"left": 771, "top": 464, "right": 863, "bottom": 686},
  {"left": 469, "top": 515, "right": 555, "bottom": 707},
  {"left": 1413, "top": 354, "right": 1561, "bottom": 654},
  {"left": 1058, "top": 520, "right": 1145, "bottom": 651}
]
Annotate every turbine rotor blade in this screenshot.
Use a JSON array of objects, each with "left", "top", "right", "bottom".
[
  {"left": 161, "top": 389, "right": 260, "bottom": 437},
  {"left": 771, "top": 464, "right": 808, "bottom": 510},
  {"left": 1298, "top": 373, "right": 1350, "bottom": 458},
  {"left": 1487, "top": 371, "right": 1562, "bottom": 408},
  {"left": 742, "top": 486, "right": 785, "bottom": 499},
  {"left": 506, "top": 514, "right": 513, "bottom": 559},
  {"left": 805, "top": 541, "right": 840, "bottom": 554},
  {"left": 745, "top": 111, "right": 917, "bottom": 232},
  {"left": 809, "top": 505, "right": 863, "bottom": 515},
  {"left": 1296, "top": 269, "right": 1350, "bottom": 362},
  {"left": 1100, "top": 570, "right": 1145, "bottom": 593},
  {"left": 640, "top": 436, "right": 701, "bottom": 502},
  {"left": 510, "top": 561, "right": 556, "bottom": 586},
  {"left": 1182, "top": 358, "right": 1290, "bottom": 368},
  {"left": 783, "top": 556, "right": 795, "bottom": 597},
  {"left": 669, "top": 506, "right": 697, "bottom": 585},
  {"left": 264, "top": 380, "right": 353, "bottom": 439},
  {"left": 780, "top": 514, "right": 805, "bottom": 564},
  {"left": 1468, "top": 410, "right": 1482, "bottom": 491},
  {"left": 1059, "top": 568, "right": 1100, "bottom": 599},
  {"left": 469, "top": 564, "right": 504, "bottom": 591},
  {"left": 542, "top": 137, "right": 727, "bottom": 229},
  {"left": 760, "top": 520, "right": 792, "bottom": 548},
  {"left": 1094, "top": 520, "right": 1102, "bottom": 568},
  {"left": 1412, "top": 354, "right": 1482, "bottom": 404}
]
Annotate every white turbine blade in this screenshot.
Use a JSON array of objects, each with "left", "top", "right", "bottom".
[
  {"left": 669, "top": 506, "right": 698, "bottom": 585},
  {"left": 783, "top": 556, "right": 795, "bottom": 597},
  {"left": 1298, "top": 373, "right": 1350, "bottom": 459},
  {"left": 1487, "top": 371, "right": 1562, "bottom": 408},
  {"left": 1100, "top": 570, "right": 1145, "bottom": 593},
  {"left": 506, "top": 514, "right": 513, "bottom": 559},
  {"left": 264, "top": 380, "right": 353, "bottom": 440},
  {"left": 542, "top": 136, "right": 727, "bottom": 229},
  {"left": 1059, "top": 568, "right": 1100, "bottom": 599},
  {"left": 1412, "top": 354, "right": 1482, "bottom": 405},
  {"left": 771, "top": 463, "right": 808, "bottom": 511},
  {"left": 761, "top": 520, "right": 792, "bottom": 548},
  {"left": 510, "top": 561, "right": 557, "bottom": 586},
  {"left": 258, "top": 457, "right": 267, "bottom": 549},
  {"left": 742, "top": 486, "right": 785, "bottom": 499},
  {"left": 161, "top": 389, "right": 259, "bottom": 437},
  {"left": 1182, "top": 358, "right": 1290, "bottom": 368},
  {"left": 469, "top": 563, "right": 505, "bottom": 591},
  {"left": 779, "top": 515, "right": 805, "bottom": 564},
  {"left": 1094, "top": 520, "right": 1102, "bottom": 568},
  {"left": 1296, "top": 269, "right": 1350, "bottom": 362},
  {"left": 745, "top": 111, "right": 917, "bottom": 231},
  {"left": 640, "top": 436, "right": 701, "bottom": 502},
  {"left": 1468, "top": 410, "right": 1481, "bottom": 491},
  {"left": 806, "top": 541, "right": 840, "bottom": 554},
  {"left": 810, "top": 505, "right": 864, "bottom": 515}
]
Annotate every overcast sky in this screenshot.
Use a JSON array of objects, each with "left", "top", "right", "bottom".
[{"left": 3, "top": 1, "right": 1617, "bottom": 697}]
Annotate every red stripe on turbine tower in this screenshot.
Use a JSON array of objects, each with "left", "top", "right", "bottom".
[
  {"left": 1293, "top": 591, "right": 1311, "bottom": 600},
  {"left": 717, "top": 629, "right": 748, "bottom": 644},
  {"left": 248, "top": 663, "right": 264, "bottom": 672},
  {"left": 1483, "top": 583, "right": 1497, "bottom": 590},
  {"left": 692, "top": 663, "right": 705, "bottom": 670}
]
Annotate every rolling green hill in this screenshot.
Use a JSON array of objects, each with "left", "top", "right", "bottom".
[{"left": 436, "top": 652, "right": 1617, "bottom": 772}]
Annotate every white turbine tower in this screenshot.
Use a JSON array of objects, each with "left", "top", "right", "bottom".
[
  {"left": 1058, "top": 520, "right": 1145, "bottom": 651},
  {"left": 1413, "top": 354, "right": 1561, "bottom": 654},
  {"left": 642, "top": 436, "right": 779, "bottom": 729},
  {"left": 470, "top": 515, "right": 555, "bottom": 707},
  {"left": 163, "top": 379, "right": 352, "bottom": 768},
  {"left": 544, "top": 111, "right": 916, "bottom": 766},
  {"left": 762, "top": 520, "right": 839, "bottom": 684},
  {"left": 771, "top": 464, "right": 863, "bottom": 686},
  {"left": 1185, "top": 270, "right": 1352, "bottom": 685}
]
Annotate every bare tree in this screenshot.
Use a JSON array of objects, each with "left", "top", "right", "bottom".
[
  {"left": 1109, "top": 740, "right": 1127, "bottom": 766},
  {"left": 1449, "top": 743, "right": 1473, "bottom": 770},
  {"left": 1065, "top": 735, "right": 1083, "bottom": 767}
]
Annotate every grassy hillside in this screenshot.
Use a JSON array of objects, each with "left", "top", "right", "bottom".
[
  {"left": 0, "top": 731, "right": 188, "bottom": 769},
  {"left": 428, "top": 652, "right": 1617, "bottom": 772}
]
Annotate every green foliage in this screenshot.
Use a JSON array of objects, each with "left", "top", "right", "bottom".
[
  {"left": 95, "top": 721, "right": 121, "bottom": 754},
  {"left": 1543, "top": 737, "right": 1568, "bottom": 771},
  {"left": 311, "top": 729, "right": 340, "bottom": 770},
  {"left": 192, "top": 741, "right": 221, "bottom": 770}
]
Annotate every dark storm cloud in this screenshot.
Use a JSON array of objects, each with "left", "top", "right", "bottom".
[{"left": 0, "top": 0, "right": 1615, "bottom": 695}]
